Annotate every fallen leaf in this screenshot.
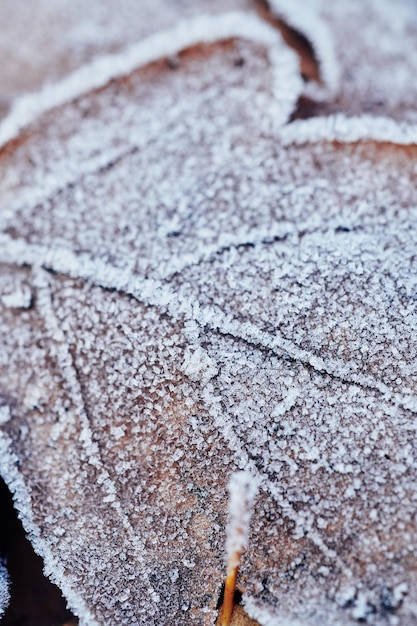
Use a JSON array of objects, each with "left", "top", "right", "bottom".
[{"left": 0, "top": 7, "right": 417, "bottom": 626}]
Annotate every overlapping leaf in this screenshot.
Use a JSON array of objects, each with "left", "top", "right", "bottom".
[
  {"left": 266, "top": 0, "right": 417, "bottom": 121},
  {"left": 0, "top": 0, "right": 254, "bottom": 119}
]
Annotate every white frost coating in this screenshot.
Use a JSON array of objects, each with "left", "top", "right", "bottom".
[
  {"left": 1, "top": 42, "right": 417, "bottom": 623},
  {"left": 266, "top": 0, "right": 340, "bottom": 98},
  {"left": 31, "top": 268, "right": 158, "bottom": 600},
  {"left": 1, "top": 234, "right": 416, "bottom": 419},
  {"left": 280, "top": 113, "right": 417, "bottom": 146},
  {"left": 199, "top": 374, "right": 351, "bottom": 572},
  {"left": 0, "top": 434, "right": 99, "bottom": 626},
  {"left": 271, "top": 388, "right": 299, "bottom": 418},
  {"left": 0, "top": 11, "right": 302, "bottom": 149},
  {"left": 1, "top": 285, "right": 32, "bottom": 309},
  {"left": 226, "top": 471, "right": 258, "bottom": 566},
  {"left": 0, "top": 560, "right": 9, "bottom": 617}
]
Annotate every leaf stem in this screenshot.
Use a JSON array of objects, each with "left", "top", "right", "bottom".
[
  {"left": 219, "top": 471, "right": 258, "bottom": 626},
  {"left": 220, "top": 555, "right": 240, "bottom": 626}
]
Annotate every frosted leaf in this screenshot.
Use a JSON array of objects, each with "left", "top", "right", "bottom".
[
  {"left": 0, "top": 267, "right": 244, "bottom": 624},
  {"left": 0, "top": 13, "right": 301, "bottom": 265},
  {"left": 182, "top": 347, "right": 219, "bottom": 385},
  {"left": 0, "top": 560, "right": 9, "bottom": 617},
  {"left": 1, "top": 14, "right": 417, "bottom": 626},
  {"left": 0, "top": 0, "right": 253, "bottom": 118},
  {"left": 0, "top": 11, "right": 301, "bottom": 149},
  {"left": 266, "top": 0, "right": 417, "bottom": 122}
]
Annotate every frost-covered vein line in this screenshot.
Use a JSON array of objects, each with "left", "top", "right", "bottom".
[
  {"left": 199, "top": 381, "right": 347, "bottom": 571},
  {"left": 0, "top": 11, "right": 301, "bottom": 149},
  {"left": 31, "top": 267, "right": 159, "bottom": 601},
  {"left": 157, "top": 217, "right": 365, "bottom": 281},
  {"left": 6, "top": 143, "right": 139, "bottom": 217},
  {"left": 265, "top": 0, "right": 340, "bottom": 98},
  {"left": 199, "top": 320, "right": 417, "bottom": 415},
  {"left": 158, "top": 231, "right": 289, "bottom": 280},
  {"left": 279, "top": 113, "right": 417, "bottom": 146},
  {"left": 0, "top": 433, "right": 100, "bottom": 626},
  {"left": 2, "top": 235, "right": 416, "bottom": 416}
]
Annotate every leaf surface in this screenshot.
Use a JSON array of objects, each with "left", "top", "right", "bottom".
[{"left": 0, "top": 8, "right": 417, "bottom": 626}]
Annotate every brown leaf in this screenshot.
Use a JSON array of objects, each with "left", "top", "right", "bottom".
[{"left": 0, "top": 6, "right": 417, "bottom": 626}]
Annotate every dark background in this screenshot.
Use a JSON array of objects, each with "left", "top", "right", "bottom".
[{"left": 0, "top": 478, "right": 77, "bottom": 626}]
